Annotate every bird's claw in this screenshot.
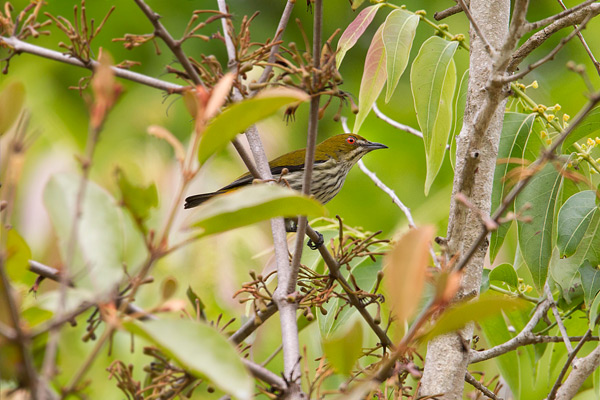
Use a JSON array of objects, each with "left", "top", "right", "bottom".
[{"left": 307, "top": 231, "right": 324, "bottom": 250}]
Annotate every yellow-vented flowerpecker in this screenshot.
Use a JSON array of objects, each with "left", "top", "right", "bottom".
[{"left": 184, "top": 134, "right": 387, "bottom": 210}]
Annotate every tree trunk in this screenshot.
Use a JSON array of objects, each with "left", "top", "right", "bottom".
[{"left": 419, "top": 1, "right": 510, "bottom": 398}]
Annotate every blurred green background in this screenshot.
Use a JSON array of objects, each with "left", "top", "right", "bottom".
[{"left": 2, "top": 0, "right": 600, "bottom": 398}]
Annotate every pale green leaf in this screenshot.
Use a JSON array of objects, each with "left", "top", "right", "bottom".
[
  {"left": 5, "top": 227, "right": 33, "bottom": 285},
  {"left": 423, "top": 294, "right": 525, "bottom": 342},
  {"left": 198, "top": 88, "right": 309, "bottom": 164},
  {"left": 123, "top": 319, "right": 253, "bottom": 400},
  {"left": 382, "top": 9, "right": 419, "bottom": 102},
  {"left": 557, "top": 191, "right": 597, "bottom": 258},
  {"left": 322, "top": 319, "right": 363, "bottom": 375},
  {"left": 117, "top": 168, "right": 158, "bottom": 227},
  {"left": 449, "top": 69, "right": 469, "bottom": 171},
  {"left": 489, "top": 113, "right": 536, "bottom": 262},
  {"left": 191, "top": 185, "right": 325, "bottom": 237},
  {"left": 0, "top": 81, "right": 25, "bottom": 135},
  {"left": 336, "top": 4, "right": 384, "bottom": 69},
  {"left": 516, "top": 163, "right": 563, "bottom": 290},
  {"left": 44, "top": 174, "right": 125, "bottom": 293},
  {"left": 410, "top": 37, "right": 458, "bottom": 195},
  {"left": 589, "top": 290, "right": 600, "bottom": 330},
  {"left": 354, "top": 24, "right": 387, "bottom": 133},
  {"left": 489, "top": 263, "right": 518, "bottom": 288}
]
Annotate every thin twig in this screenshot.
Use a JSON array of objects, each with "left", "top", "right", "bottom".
[
  {"left": 241, "top": 358, "right": 286, "bottom": 390},
  {"left": 0, "top": 36, "right": 184, "bottom": 92},
  {"left": 547, "top": 327, "right": 594, "bottom": 400},
  {"left": 465, "top": 371, "right": 503, "bottom": 400},
  {"left": 434, "top": 3, "right": 465, "bottom": 21},
  {"left": 526, "top": 0, "right": 596, "bottom": 32},
  {"left": 0, "top": 257, "right": 40, "bottom": 395},
  {"left": 502, "top": 13, "right": 593, "bottom": 83},
  {"left": 557, "top": 0, "right": 600, "bottom": 76},
  {"left": 469, "top": 299, "right": 551, "bottom": 364},
  {"left": 545, "top": 284, "right": 574, "bottom": 353},
  {"left": 132, "top": 0, "right": 203, "bottom": 86},
  {"left": 372, "top": 103, "right": 423, "bottom": 139}
]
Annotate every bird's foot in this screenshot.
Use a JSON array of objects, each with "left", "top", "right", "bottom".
[{"left": 307, "top": 231, "right": 324, "bottom": 250}]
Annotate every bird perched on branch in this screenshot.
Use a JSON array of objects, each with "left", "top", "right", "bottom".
[{"left": 184, "top": 133, "right": 387, "bottom": 247}]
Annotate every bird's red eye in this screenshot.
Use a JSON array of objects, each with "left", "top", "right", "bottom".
[{"left": 346, "top": 136, "right": 356, "bottom": 144}]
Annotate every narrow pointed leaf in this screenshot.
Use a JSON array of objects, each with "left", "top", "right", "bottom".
[
  {"left": 336, "top": 4, "right": 384, "bottom": 69},
  {"left": 489, "top": 113, "right": 536, "bottom": 262},
  {"left": 449, "top": 69, "right": 469, "bottom": 171},
  {"left": 516, "top": 163, "right": 563, "bottom": 290},
  {"left": 382, "top": 9, "right": 419, "bottom": 102},
  {"left": 557, "top": 191, "right": 597, "bottom": 258},
  {"left": 410, "top": 37, "right": 458, "bottom": 195},
  {"left": 198, "top": 88, "right": 309, "bottom": 164},
  {"left": 354, "top": 24, "right": 387, "bottom": 133},
  {"left": 5, "top": 228, "right": 33, "bottom": 285},
  {"left": 191, "top": 185, "right": 325, "bottom": 237},
  {"left": 384, "top": 226, "right": 435, "bottom": 323},
  {"left": 123, "top": 319, "right": 253, "bottom": 400}
]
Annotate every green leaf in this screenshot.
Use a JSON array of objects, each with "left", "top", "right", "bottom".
[
  {"left": 186, "top": 286, "right": 206, "bottom": 313},
  {"left": 589, "top": 290, "right": 600, "bottom": 330},
  {"left": 351, "top": 0, "right": 367, "bottom": 11},
  {"left": 322, "top": 319, "right": 363, "bottom": 375},
  {"left": 410, "top": 37, "right": 458, "bottom": 195},
  {"left": 0, "top": 81, "right": 25, "bottom": 135},
  {"left": 557, "top": 191, "right": 597, "bottom": 258},
  {"left": 489, "top": 263, "right": 519, "bottom": 288},
  {"left": 336, "top": 4, "right": 384, "bottom": 69},
  {"left": 478, "top": 310, "right": 522, "bottom": 394},
  {"left": 198, "top": 88, "right": 309, "bottom": 164},
  {"left": 5, "top": 227, "right": 33, "bottom": 285},
  {"left": 516, "top": 163, "right": 563, "bottom": 290},
  {"left": 354, "top": 24, "right": 387, "bottom": 133},
  {"left": 424, "top": 295, "right": 526, "bottom": 342},
  {"left": 123, "top": 319, "right": 253, "bottom": 400},
  {"left": 382, "top": 9, "right": 419, "bottom": 102},
  {"left": 191, "top": 185, "right": 325, "bottom": 237},
  {"left": 117, "top": 168, "right": 158, "bottom": 227},
  {"left": 562, "top": 107, "right": 600, "bottom": 151},
  {"left": 43, "top": 174, "right": 125, "bottom": 293},
  {"left": 579, "top": 261, "right": 600, "bottom": 309},
  {"left": 449, "top": 69, "right": 469, "bottom": 171},
  {"left": 489, "top": 113, "right": 536, "bottom": 262}
]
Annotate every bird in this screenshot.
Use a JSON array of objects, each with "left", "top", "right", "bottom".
[{"left": 184, "top": 133, "right": 387, "bottom": 247}]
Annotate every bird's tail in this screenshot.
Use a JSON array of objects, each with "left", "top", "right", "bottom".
[{"left": 184, "top": 191, "right": 222, "bottom": 209}]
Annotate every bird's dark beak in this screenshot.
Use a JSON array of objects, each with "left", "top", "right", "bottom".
[{"left": 365, "top": 141, "right": 388, "bottom": 150}]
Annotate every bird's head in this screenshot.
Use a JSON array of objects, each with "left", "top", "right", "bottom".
[{"left": 316, "top": 134, "right": 388, "bottom": 164}]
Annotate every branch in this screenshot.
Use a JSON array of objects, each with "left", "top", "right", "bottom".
[
  {"left": 465, "top": 372, "right": 503, "bottom": 400},
  {"left": 434, "top": 2, "right": 465, "bottom": 21},
  {"left": 555, "top": 344, "right": 600, "bottom": 400},
  {"left": 305, "top": 226, "right": 393, "bottom": 349},
  {"left": 372, "top": 103, "right": 423, "bottom": 139},
  {"left": 545, "top": 284, "right": 574, "bottom": 353},
  {"left": 557, "top": 0, "right": 600, "bottom": 76},
  {"left": 132, "top": 0, "right": 203, "bottom": 86},
  {"left": 469, "top": 299, "right": 551, "bottom": 363},
  {"left": 526, "top": 0, "right": 596, "bottom": 32},
  {"left": 0, "top": 36, "right": 185, "bottom": 92},
  {"left": 547, "top": 327, "right": 594, "bottom": 400},
  {"left": 508, "top": 3, "right": 600, "bottom": 73},
  {"left": 241, "top": 358, "right": 287, "bottom": 390},
  {"left": 0, "top": 257, "right": 40, "bottom": 395},
  {"left": 502, "top": 13, "right": 593, "bottom": 83}
]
